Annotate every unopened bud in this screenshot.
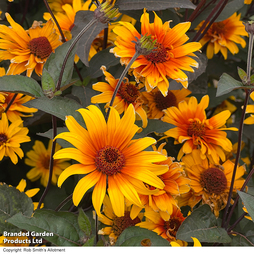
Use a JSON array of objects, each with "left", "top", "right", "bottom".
[
  {"left": 244, "top": 21, "right": 254, "bottom": 34},
  {"left": 133, "top": 34, "right": 157, "bottom": 55},
  {"left": 94, "top": 1, "right": 119, "bottom": 24}
]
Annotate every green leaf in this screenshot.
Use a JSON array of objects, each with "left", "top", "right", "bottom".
[
  {"left": 116, "top": 0, "right": 196, "bottom": 11},
  {"left": 43, "top": 39, "right": 76, "bottom": 88},
  {"left": 71, "top": 86, "right": 98, "bottom": 107},
  {"left": 250, "top": 74, "right": 254, "bottom": 85},
  {"left": 24, "top": 96, "right": 84, "bottom": 125},
  {"left": 176, "top": 204, "right": 232, "bottom": 243},
  {"left": 216, "top": 73, "right": 245, "bottom": 97},
  {"left": 78, "top": 208, "right": 92, "bottom": 237},
  {"left": 71, "top": 11, "right": 107, "bottom": 66},
  {"left": 41, "top": 68, "right": 56, "bottom": 98},
  {"left": 230, "top": 231, "right": 254, "bottom": 246},
  {"left": 0, "top": 75, "right": 44, "bottom": 97},
  {"left": 238, "top": 191, "right": 254, "bottom": 222},
  {"left": 115, "top": 227, "right": 170, "bottom": 246},
  {"left": 83, "top": 47, "right": 120, "bottom": 79},
  {"left": 7, "top": 210, "right": 85, "bottom": 246},
  {"left": 0, "top": 184, "right": 34, "bottom": 234},
  {"left": 135, "top": 119, "right": 174, "bottom": 138},
  {"left": 83, "top": 236, "right": 95, "bottom": 246}
]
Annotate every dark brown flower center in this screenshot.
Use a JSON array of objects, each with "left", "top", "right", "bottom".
[
  {"left": 118, "top": 82, "right": 140, "bottom": 104},
  {"left": 28, "top": 36, "right": 53, "bottom": 59},
  {"left": 187, "top": 120, "right": 206, "bottom": 137},
  {"left": 164, "top": 217, "right": 182, "bottom": 239},
  {"left": 145, "top": 42, "right": 169, "bottom": 63},
  {"left": 211, "top": 22, "right": 226, "bottom": 36},
  {"left": 154, "top": 90, "right": 177, "bottom": 110},
  {"left": 200, "top": 167, "right": 227, "bottom": 195},
  {"left": 95, "top": 146, "right": 125, "bottom": 175},
  {"left": 0, "top": 133, "right": 7, "bottom": 146},
  {"left": 41, "top": 155, "right": 50, "bottom": 170},
  {"left": 111, "top": 211, "right": 141, "bottom": 237}
]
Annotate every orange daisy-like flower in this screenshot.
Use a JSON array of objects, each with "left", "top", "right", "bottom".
[
  {"left": 110, "top": 9, "right": 201, "bottom": 96},
  {"left": 97, "top": 194, "right": 143, "bottom": 245},
  {"left": 0, "top": 14, "right": 62, "bottom": 76},
  {"left": 0, "top": 92, "right": 38, "bottom": 123},
  {"left": 54, "top": 104, "right": 168, "bottom": 217},
  {"left": 162, "top": 95, "right": 237, "bottom": 164},
  {"left": 0, "top": 113, "right": 30, "bottom": 164},
  {"left": 182, "top": 149, "right": 246, "bottom": 217},
  {"left": 136, "top": 206, "right": 185, "bottom": 242},
  {"left": 195, "top": 13, "right": 248, "bottom": 59},
  {"left": 141, "top": 87, "right": 191, "bottom": 119},
  {"left": 130, "top": 143, "right": 190, "bottom": 217},
  {"left": 91, "top": 66, "right": 147, "bottom": 128},
  {"left": 25, "top": 140, "right": 70, "bottom": 187},
  {"left": 0, "top": 67, "right": 37, "bottom": 122}
]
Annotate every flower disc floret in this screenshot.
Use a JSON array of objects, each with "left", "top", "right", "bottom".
[
  {"left": 28, "top": 37, "right": 53, "bottom": 59},
  {"left": 95, "top": 146, "right": 125, "bottom": 175},
  {"left": 200, "top": 167, "right": 227, "bottom": 195}
]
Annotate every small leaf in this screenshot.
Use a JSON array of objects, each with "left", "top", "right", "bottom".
[
  {"left": 0, "top": 184, "right": 34, "bottom": 234},
  {"left": 250, "top": 74, "right": 254, "bottom": 85},
  {"left": 238, "top": 191, "right": 254, "bottom": 222},
  {"left": 216, "top": 73, "right": 245, "bottom": 97},
  {"left": 78, "top": 208, "right": 92, "bottom": 237},
  {"left": 7, "top": 210, "right": 85, "bottom": 246},
  {"left": 176, "top": 204, "right": 232, "bottom": 243},
  {"left": 116, "top": 0, "right": 196, "bottom": 11},
  {"left": 237, "top": 67, "right": 247, "bottom": 83},
  {"left": 41, "top": 68, "right": 56, "bottom": 98},
  {"left": 115, "top": 227, "right": 170, "bottom": 246},
  {"left": 0, "top": 75, "right": 44, "bottom": 97},
  {"left": 43, "top": 39, "right": 76, "bottom": 88},
  {"left": 71, "top": 11, "right": 107, "bottom": 66}
]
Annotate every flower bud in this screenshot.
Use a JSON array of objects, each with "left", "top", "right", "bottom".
[
  {"left": 244, "top": 21, "right": 254, "bottom": 34},
  {"left": 133, "top": 34, "right": 157, "bottom": 55},
  {"left": 94, "top": 1, "right": 119, "bottom": 24}
]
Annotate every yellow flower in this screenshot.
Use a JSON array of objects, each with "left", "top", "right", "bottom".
[
  {"left": 175, "top": 189, "right": 202, "bottom": 209},
  {"left": 244, "top": 0, "right": 252, "bottom": 4},
  {"left": 136, "top": 206, "right": 185, "bottom": 242},
  {"left": 0, "top": 14, "right": 62, "bottom": 76},
  {"left": 15, "top": 179, "right": 42, "bottom": 210},
  {"left": 0, "top": 113, "right": 30, "bottom": 164},
  {"left": 91, "top": 66, "right": 147, "bottom": 128},
  {"left": 182, "top": 149, "right": 246, "bottom": 217},
  {"left": 141, "top": 87, "right": 191, "bottom": 119},
  {"left": 25, "top": 140, "right": 70, "bottom": 187},
  {"left": 162, "top": 95, "right": 237, "bottom": 164},
  {"left": 170, "top": 237, "right": 202, "bottom": 247},
  {"left": 195, "top": 13, "right": 248, "bottom": 59},
  {"left": 97, "top": 194, "right": 143, "bottom": 245},
  {"left": 110, "top": 9, "right": 201, "bottom": 96},
  {"left": 0, "top": 67, "right": 38, "bottom": 122},
  {"left": 244, "top": 92, "right": 254, "bottom": 125},
  {"left": 47, "top": 0, "right": 74, "bottom": 13},
  {"left": 130, "top": 143, "right": 190, "bottom": 216},
  {"left": 54, "top": 104, "right": 168, "bottom": 217},
  {"left": 243, "top": 206, "right": 252, "bottom": 221}
]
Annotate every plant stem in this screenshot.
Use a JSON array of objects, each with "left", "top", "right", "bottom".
[
  {"left": 37, "top": 115, "right": 57, "bottom": 210},
  {"left": 247, "top": 34, "right": 254, "bottom": 82},
  {"left": 56, "top": 18, "right": 98, "bottom": 91},
  {"left": 192, "top": 0, "right": 228, "bottom": 42},
  {"left": 227, "top": 212, "right": 248, "bottom": 233},
  {"left": 104, "top": 51, "right": 140, "bottom": 122},
  {"left": 221, "top": 89, "right": 251, "bottom": 228},
  {"left": 55, "top": 194, "right": 73, "bottom": 211},
  {"left": 4, "top": 93, "right": 18, "bottom": 114},
  {"left": 228, "top": 231, "right": 254, "bottom": 246}
]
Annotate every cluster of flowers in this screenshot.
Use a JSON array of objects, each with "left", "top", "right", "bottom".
[{"left": 0, "top": 0, "right": 253, "bottom": 247}]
